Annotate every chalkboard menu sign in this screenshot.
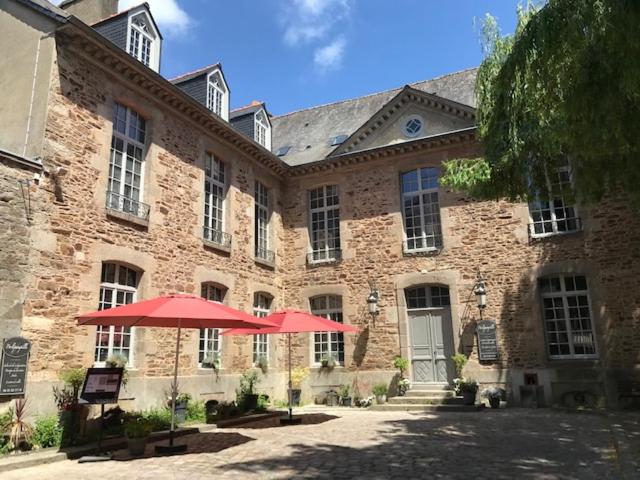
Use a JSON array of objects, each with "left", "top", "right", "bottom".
[
  {"left": 80, "top": 367, "right": 123, "bottom": 404},
  {"left": 477, "top": 320, "right": 499, "bottom": 362},
  {"left": 0, "top": 337, "right": 31, "bottom": 396}
]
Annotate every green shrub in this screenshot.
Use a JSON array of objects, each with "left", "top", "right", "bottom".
[
  {"left": 186, "top": 400, "right": 205, "bottom": 423},
  {"left": 392, "top": 357, "right": 409, "bottom": 376},
  {"left": 32, "top": 416, "right": 62, "bottom": 448},
  {"left": 140, "top": 408, "right": 172, "bottom": 431},
  {"left": 451, "top": 353, "right": 468, "bottom": 378},
  {"left": 372, "top": 383, "right": 388, "bottom": 396},
  {"left": 255, "top": 394, "right": 269, "bottom": 413},
  {"left": 59, "top": 368, "right": 86, "bottom": 399},
  {"left": 124, "top": 418, "right": 152, "bottom": 438}
]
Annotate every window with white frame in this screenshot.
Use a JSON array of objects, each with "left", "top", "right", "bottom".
[
  {"left": 255, "top": 181, "right": 271, "bottom": 261},
  {"left": 128, "top": 13, "right": 155, "bottom": 67},
  {"left": 94, "top": 263, "right": 139, "bottom": 365},
  {"left": 539, "top": 274, "right": 597, "bottom": 359},
  {"left": 255, "top": 110, "right": 271, "bottom": 150},
  {"left": 206, "top": 71, "right": 226, "bottom": 118},
  {"left": 401, "top": 167, "right": 443, "bottom": 252},
  {"left": 199, "top": 283, "right": 226, "bottom": 368},
  {"left": 529, "top": 164, "right": 580, "bottom": 237},
  {"left": 252, "top": 293, "right": 272, "bottom": 364},
  {"left": 309, "top": 185, "right": 340, "bottom": 262},
  {"left": 310, "top": 295, "right": 344, "bottom": 365},
  {"left": 405, "top": 285, "right": 450, "bottom": 309},
  {"left": 107, "top": 103, "right": 148, "bottom": 218},
  {"left": 203, "top": 153, "right": 228, "bottom": 245}
]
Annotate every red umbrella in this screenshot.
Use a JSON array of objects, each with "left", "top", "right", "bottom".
[
  {"left": 78, "top": 294, "right": 276, "bottom": 453},
  {"left": 224, "top": 310, "right": 358, "bottom": 424}
]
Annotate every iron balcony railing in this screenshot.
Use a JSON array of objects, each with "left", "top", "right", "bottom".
[
  {"left": 105, "top": 191, "right": 150, "bottom": 220},
  {"left": 528, "top": 217, "right": 582, "bottom": 242},
  {"left": 255, "top": 246, "right": 275, "bottom": 264},
  {"left": 203, "top": 226, "right": 232, "bottom": 249},
  {"left": 307, "top": 248, "right": 342, "bottom": 265}
]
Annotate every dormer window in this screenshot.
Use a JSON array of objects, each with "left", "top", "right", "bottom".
[
  {"left": 126, "top": 11, "right": 160, "bottom": 71},
  {"left": 255, "top": 110, "right": 271, "bottom": 150},
  {"left": 207, "top": 71, "right": 229, "bottom": 121}
]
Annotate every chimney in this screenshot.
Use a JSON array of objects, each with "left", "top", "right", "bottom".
[{"left": 59, "top": 0, "right": 119, "bottom": 25}]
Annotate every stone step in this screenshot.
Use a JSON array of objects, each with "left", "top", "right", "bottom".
[
  {"left": 387, "top": 396, "right": 465, "bottom": 405},
  {"left": 408, "top": 384, "right": 453, "bottom": 391},
  {"left": 403, "top": 389, "right": 456, "bottom": 398},
  {"left": 370, "top": 403, "right": 483, "bottom": 413}
]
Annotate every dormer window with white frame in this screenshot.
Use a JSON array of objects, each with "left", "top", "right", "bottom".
[
  {"left": 126, "top": 11, "right": 161, "bottom": 71},
  {"left": 255, "top": 109, "right": 271, "bottom": 150},
  {"left": 206, "top": 70, "right": 229, "bottom": 121}
]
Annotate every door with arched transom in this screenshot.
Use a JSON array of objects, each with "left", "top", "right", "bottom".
[{"left": 405, "top": 285, "right": 454, "bottom": 384}]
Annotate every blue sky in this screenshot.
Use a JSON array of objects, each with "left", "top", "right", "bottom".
[{"left": 61, "top": 0, "right": 522, "bottom": 115}]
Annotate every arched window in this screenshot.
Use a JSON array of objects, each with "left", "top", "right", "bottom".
[
  {"left": 199, "top": 283, "right": 227, "bottom": 368},
  {"left": 405, "top": 285, "right": 450, "bottom": 309},
  {"left": 128, "top": 13, "right": 155, "bottom": 67},
  {"left": 254, "top": 110, "right": 271, "bottom": 150},
  {"left": 252, "top": 293, "right": 273, "bottom": 364},
  {"left": 538, "top": 274, "right": 596, "bottom": 358},
  {"left": 207, "top": 71, "right": 227, "bottom": 119},
  {"left": 310, "top": 295, "right": 344, "bottom": 365},
  {"left": 95, "top": 262, "right": 141, "bottom": 365}
]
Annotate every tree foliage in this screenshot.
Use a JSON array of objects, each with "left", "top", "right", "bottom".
[{"left": 441, "top": 0, "right": 640, "bottom": 204}]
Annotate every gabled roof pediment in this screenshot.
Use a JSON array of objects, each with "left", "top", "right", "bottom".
[{"left": 328, "top": 86, "right": 475, "bottom": 157}]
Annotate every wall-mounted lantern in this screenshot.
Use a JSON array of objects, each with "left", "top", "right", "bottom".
[
  {"left": 367, "top": 279, "right": 380, "bottom": 319},
  {"left": 473, "top": 271, "right": 487, "bottom": 319}
]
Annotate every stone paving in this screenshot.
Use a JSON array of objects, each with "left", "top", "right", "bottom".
[{"left": 3, "top": 408, "right": 638, "bottom": 479}]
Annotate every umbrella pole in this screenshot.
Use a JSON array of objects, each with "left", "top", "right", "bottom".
[
  {"left": 288, "top": 332, "right": 292, "bottom": 421},
  {"left": 170, "top": 321, "right": 181, "bottom": 446}
]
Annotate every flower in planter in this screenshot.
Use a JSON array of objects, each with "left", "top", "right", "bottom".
[
  {"left": 453, "top": 377, "right": 479, "bottom": 395},
  {"left": 320, "top": 356, "right": 336, "bottom": 369}
]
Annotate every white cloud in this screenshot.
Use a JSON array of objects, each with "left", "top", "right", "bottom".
[
  {"left": 119, "top": 0, "right": 192, "bottom": 37},
  {"left": 281, "top": 0, "right": 352, "bottom": 47},
  {"left": 314, "top": 36, "right": 346, "bottom": 72}
]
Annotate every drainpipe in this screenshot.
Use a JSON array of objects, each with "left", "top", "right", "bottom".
[{"left": 22, "top": 35, "right": 43, "bottom": 158}]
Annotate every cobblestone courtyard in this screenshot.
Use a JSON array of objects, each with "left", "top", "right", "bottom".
[{"left": 4, "top": 409, "right": 638, "bottom": 479}]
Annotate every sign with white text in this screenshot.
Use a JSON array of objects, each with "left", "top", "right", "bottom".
[
  {"left": 0, "top": 337, "right": 31, "bottom": 396},
  {"left": 477, "top": 320, "right": 499, "bottom": 362}
]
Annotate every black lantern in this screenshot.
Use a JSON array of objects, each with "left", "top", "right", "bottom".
[
  {"left": 473, "top": 272, "right": 487, "bottom": 319},
  {"left": 367, "top": 279, "right": 380, "bottom": 319}
]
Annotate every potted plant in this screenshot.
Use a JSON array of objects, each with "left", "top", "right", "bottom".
[
  {"left": 455, "top": 378, "right": 479, "bottom": 405},
  {"left": 238, "top": 370, "right": 260, "bottom": 411},
  {"left": 124, "top": 418, "right": 152, "bottom": 456},
  {"left": 326, "top": 390, "right": 340, "bottom": 406},
  {"left": 105, "top": 353, "right": 129, "bottom": 388},
  {"left": 202, "top": 353, "right": 220, "bottom": 371},
  {"left": 6, "top": 398, "right": 34, "bottom": 451},
  {"left": 451, "top": 353, "right": 468, "bottom": 378},
  {"left": 320, "top": 356, "right": 336, "bottom": 369},
  {"left": 255, "top": 355, "right": 269, "bottom": 374},
  {"left": 289, "top": 367, "right": 309, "bottom": 406},
  {"left": 167, "top": 392, "right": 191, "bottom": 424},
  {"left": 372, "top": 383, "right": 388, "bottom": 404},
  {"left": 397, "top": 378, "right": 411, "bottom": 396},
  {"left": 482, "top": 387, "right": 502, "bottom": 409},
  {"left": 339, "top": 384, "right": 352, "bottom": 406}
]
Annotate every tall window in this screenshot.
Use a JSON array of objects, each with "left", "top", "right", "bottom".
[
  {"left": 255, "top": 181, "right": 271, "bottom": 261},
  {"left": 128, "top": 14, "right": 154, "bottom": 67},
  {"left": 539, "top": 275, "right": 597, "bottom": 359},
  {"left": 401, "top": 167, "right": 442, "bottom": 252},
  {"left": 203, "top": 153, "right": 228, "bottom": 245},
  {"left": 107, "top": 103, "right": 147, "bottom": 218},
  {"left": 309, "top": 185, "right": 340, "bottom": 263},
  {"left": 252, "top": 293, "right": 272, "bottom": 364},
  {"left": 255, "top": 110, "right": 270, "bottom": 149},
  {"left": 207, "top": 72, "right": 225, "bottom": 117},
  {"left": 529, "top": 164, "right": 580, "bottom": 237},
  {"left": 199, "top": 283, "right": 226, "bottom": 368},
  {"left": 95, "top": 263, "right": 139, "bottom": 365},
  {"left": 310, "top": 295, "right": 344, "bottom": 364}
]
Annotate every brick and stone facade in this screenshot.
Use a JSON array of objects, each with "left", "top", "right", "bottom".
[{"left": 1, "top": 0, "right": 639, "bottom": 414}]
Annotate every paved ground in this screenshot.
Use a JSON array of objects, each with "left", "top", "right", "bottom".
[{"left": 4, "top": 408, "right": 638, "bottom": 479}]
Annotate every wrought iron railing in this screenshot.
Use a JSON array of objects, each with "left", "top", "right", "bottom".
[
  {"left": 307, "top": 248, "right": 342, "bottom": 265},
  {"left": 203, "top": 226, "right": 232, "bottom": 248},
  {"left": 255, "top": 246, "right": 275, "bottom": 264},
  {"left": 105, "top": 191, "right": 150, "bottom": 220},
  {"left": 528, "top": 217, "right": 582, "bottom": 242}
]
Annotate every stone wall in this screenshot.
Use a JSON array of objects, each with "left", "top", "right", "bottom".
[
  {"left": 281, "top": 144, "right": 640, "bottom": 407},
  {"left": 15, "top": 42, "right": 286, "bottom": 411}
]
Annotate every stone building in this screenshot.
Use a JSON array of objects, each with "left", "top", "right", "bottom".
[{"left": 1, "top": 0, "right": 639, "bottom": 413}]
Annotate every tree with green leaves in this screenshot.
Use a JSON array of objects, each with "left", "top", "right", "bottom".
[{"left": 441, "top": 0, "right": 640, "bottom": 205}]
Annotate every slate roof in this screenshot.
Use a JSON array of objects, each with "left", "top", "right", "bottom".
[
  {"left": 91, "top": 2, "right": 163, "bottom": 40},
  {"left": 230, "top": 102, "right": 267, "bottom": 120},
  {"left": 271, "top": 67, "right": 478, "bottom": 166},
  {"left": 169, "top": 63, "right": 221, "bottom": 84}
]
